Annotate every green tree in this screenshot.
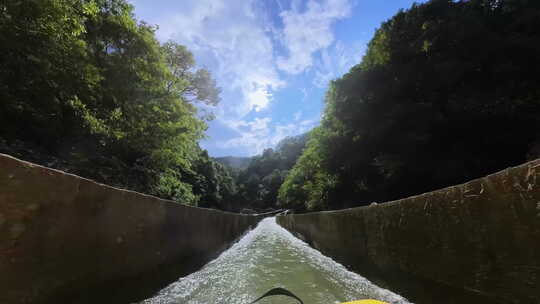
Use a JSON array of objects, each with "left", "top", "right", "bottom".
[
  {"left": 0, "top": 0, "right": 230, "bottom": 209},
  {"left": 161, "top": 41, "right": 221, "bottom": 106},
  {"left": 229, "top": 134, "right": 309, "bottom": 212},
  {"left": 279, "top": 0, "right": 540, "bottom": 211}
]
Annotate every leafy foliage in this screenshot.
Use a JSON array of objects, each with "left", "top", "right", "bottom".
[
  {"left": 215, "top": 156, "right": 252, "bottom": 171},
  {"left": 279, "top": 0, "right": 540, "bottom": 211},
  {"left": 228, "top": 134, "right": 309, "bottom": 212},
  {"left": 0, "top": 0, "right": 230, "bottom": 208}
]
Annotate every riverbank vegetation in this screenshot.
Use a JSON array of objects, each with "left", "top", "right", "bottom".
[
  {"left": 0, "top": 0, "right": 235, "bottom": 208},
  {"left": 277, "top": 0, "right": 540, "bottom": 211},
  {"left": 226, "top": 134, "right": 309, "bottom": 212}
]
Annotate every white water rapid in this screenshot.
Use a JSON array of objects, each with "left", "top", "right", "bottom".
[{"left": 140, "top": 217, "right": 411, "bottom": 304}]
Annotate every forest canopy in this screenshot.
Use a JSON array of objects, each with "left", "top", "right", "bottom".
[
  {"left": 0, "top": 0, "right": 231, "bottom": 208},
  {"left": 226, "top": 133, "right": 309, "bottom": 212}
]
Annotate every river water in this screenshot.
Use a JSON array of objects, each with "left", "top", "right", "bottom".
[{"left": 140, "top": 218, "right": 411, "bottom": 304}]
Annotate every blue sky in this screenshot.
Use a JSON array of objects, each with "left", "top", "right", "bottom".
[{"left": 129, "top": 0, "right": 426, "bottom": 157}]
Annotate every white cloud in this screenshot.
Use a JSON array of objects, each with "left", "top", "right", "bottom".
[
  {"left": 155, "top": 0, "right": 284, "bottom": 117},
  {"left": 225, "top": 117, "right": 272, "bottom": 132},
  {"left": 313, "top": 40, "right": 365, "bottom": 87},
  {"left": 217, "top": 117, "right": 318, "bottom": 155},
  {"left": 277, "top": 0, "right": 352, "bottom": 74},
  {"left": 274, "top": 0, "right": 284, "bottom": 11},
  {"left": 300, "top": 87, "right": 309, "bottom": 102},
  {"left": 132, "top": 0, "right": 354, "bottom": 155},
  {"left": 300, "top": 118, "right": 317, "bottom": 126}
]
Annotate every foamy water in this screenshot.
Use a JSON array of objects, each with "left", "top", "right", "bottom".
[{"left": 139, "top": 217, "right": 411, "bottom": 304}]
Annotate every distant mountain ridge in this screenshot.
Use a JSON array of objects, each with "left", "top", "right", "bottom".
[{"left": 215, "top": 156, "right": 252, "bottom": 170}]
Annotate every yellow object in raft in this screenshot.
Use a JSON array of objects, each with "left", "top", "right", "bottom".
[{"left": 342, "top": 300, "right": 388, "bottom": 304}]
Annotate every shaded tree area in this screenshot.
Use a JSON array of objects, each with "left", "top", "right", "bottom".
[
  {"left": 222, "top": 134, "right": 309, "bottom": 212},
  {"left": 214, "top": 156, "right": 251, "bottom": 171},
  {"left": 279, "top": 0, "right": 540, "bottom": 212},
  {"left": 0, "top": 0, "right": 235, "bottom": 209}
]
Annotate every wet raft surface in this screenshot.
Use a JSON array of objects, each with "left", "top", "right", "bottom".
[{"left": 140, "top": 218, "right": 410, "bottom": 304}]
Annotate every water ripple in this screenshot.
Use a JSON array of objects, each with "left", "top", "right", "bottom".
[{"left": 139, "top": 218, "right": 412, "bottom": 304}]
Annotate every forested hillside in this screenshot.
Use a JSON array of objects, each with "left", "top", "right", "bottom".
[
  {"left": 0, "top": 0, "right": 235, "bottom": 208},
  {"left": 230, "top": 134, "right": 308, "bottom": 212},
  {"left": 210, "top": 134, "right": 308, "bottom": 212},
  {"left": 278, "top": 0, "right": 540, "bottom": 212},
  {"left": 215, "top": 156, "right": 252, "bottom": 170}
]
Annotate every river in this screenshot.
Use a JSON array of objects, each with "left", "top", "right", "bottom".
[{"left": 139, "top": 217, "right": 411, "bottom": 304}]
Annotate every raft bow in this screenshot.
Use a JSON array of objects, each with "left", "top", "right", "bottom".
[{"left": 249, "top": 287, "right": 388, "bottom": 304}]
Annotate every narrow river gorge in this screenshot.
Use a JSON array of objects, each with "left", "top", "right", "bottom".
[
  {"left": 2, "top": 155, "right": 538, "bottom": 304},
  {"left": 140, "top": 218, "right": 410, "bottom": 304}
]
